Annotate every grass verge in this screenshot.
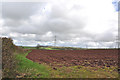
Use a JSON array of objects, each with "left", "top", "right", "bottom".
[{"left": 15, "top": 50, "right": 50, "bottom": 78}]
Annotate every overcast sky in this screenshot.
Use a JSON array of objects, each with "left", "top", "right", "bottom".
[{"left": 0, "top": 0, "right": 119, "bottom": 48}]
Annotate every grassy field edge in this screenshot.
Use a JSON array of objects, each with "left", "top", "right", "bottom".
[{"left": 15, "top": 50, "right": 51, "bottom": 78}]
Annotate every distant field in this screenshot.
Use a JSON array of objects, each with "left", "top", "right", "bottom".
[
  {"left": 22, "top": 46, "right": 84, "bottom": 50},
  {"left": 22, "top": 46, "right": 117, "bottom": 50}
]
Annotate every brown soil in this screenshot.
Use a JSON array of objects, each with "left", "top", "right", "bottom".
[{"left": 26, "top": 49, "right": 118, "bottom": 67}]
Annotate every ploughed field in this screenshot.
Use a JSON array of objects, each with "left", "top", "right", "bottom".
[{"left": 26, "top": 49, "right": 118, "bottom": 67}]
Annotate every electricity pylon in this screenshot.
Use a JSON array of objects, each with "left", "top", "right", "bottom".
[{"left": 54, "top": 35, "right": 56, "bottom": 47}]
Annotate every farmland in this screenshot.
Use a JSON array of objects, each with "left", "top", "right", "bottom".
[
  {"left": 2, "top": 0, "right": 119, "bottom": 79},
  {"left": 24, "top": 49, "right": 118, "bottom": 78},
  {"left": 1, "top": 38, "right": 119, "bottom": 78},
  {"left": 15, "top": 48, "right": 119, "bottom": 78},
  {"left": 26, "top": 49, "right": 118, "bottom": 67}
]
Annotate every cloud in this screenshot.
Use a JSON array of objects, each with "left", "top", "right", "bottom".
[{"left": 1, "top": 0, "right": 118, "bottom": 48}]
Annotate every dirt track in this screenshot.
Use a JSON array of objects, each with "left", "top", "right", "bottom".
[{"left": 26, "top": 49, "right": 118, "bottom": 67}]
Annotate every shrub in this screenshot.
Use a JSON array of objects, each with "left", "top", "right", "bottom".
[{"left": 2, "top": 37, "right": 17, "bottom": 78}]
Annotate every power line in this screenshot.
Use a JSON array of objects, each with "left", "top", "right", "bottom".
[{"left": 34, "top": 37, "right": 117, "bottom": 48}]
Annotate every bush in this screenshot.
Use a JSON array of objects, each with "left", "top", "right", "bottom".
[{"left": 2, "top": 37, "right": 17, "bottom": 78}]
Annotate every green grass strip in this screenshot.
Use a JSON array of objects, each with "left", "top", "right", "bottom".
[{"left": 15, "top": 50, "right": 50, "bottom": 78}]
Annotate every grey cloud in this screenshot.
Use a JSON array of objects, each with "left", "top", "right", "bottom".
[
  {"left": 2, "top": 2, "right": 45, "bottom": 19},
  {"left": 1, "top": 2, "right": 118, "bottom": 48},
  {"left": 2, "top": 2, "right": 46, "bottom": 27},
  {"left": 94, "top": 29, "right": 117, "bottom": 41},
  {"left": 2, "top": 2, "right": 87, "bottom": 41}
]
